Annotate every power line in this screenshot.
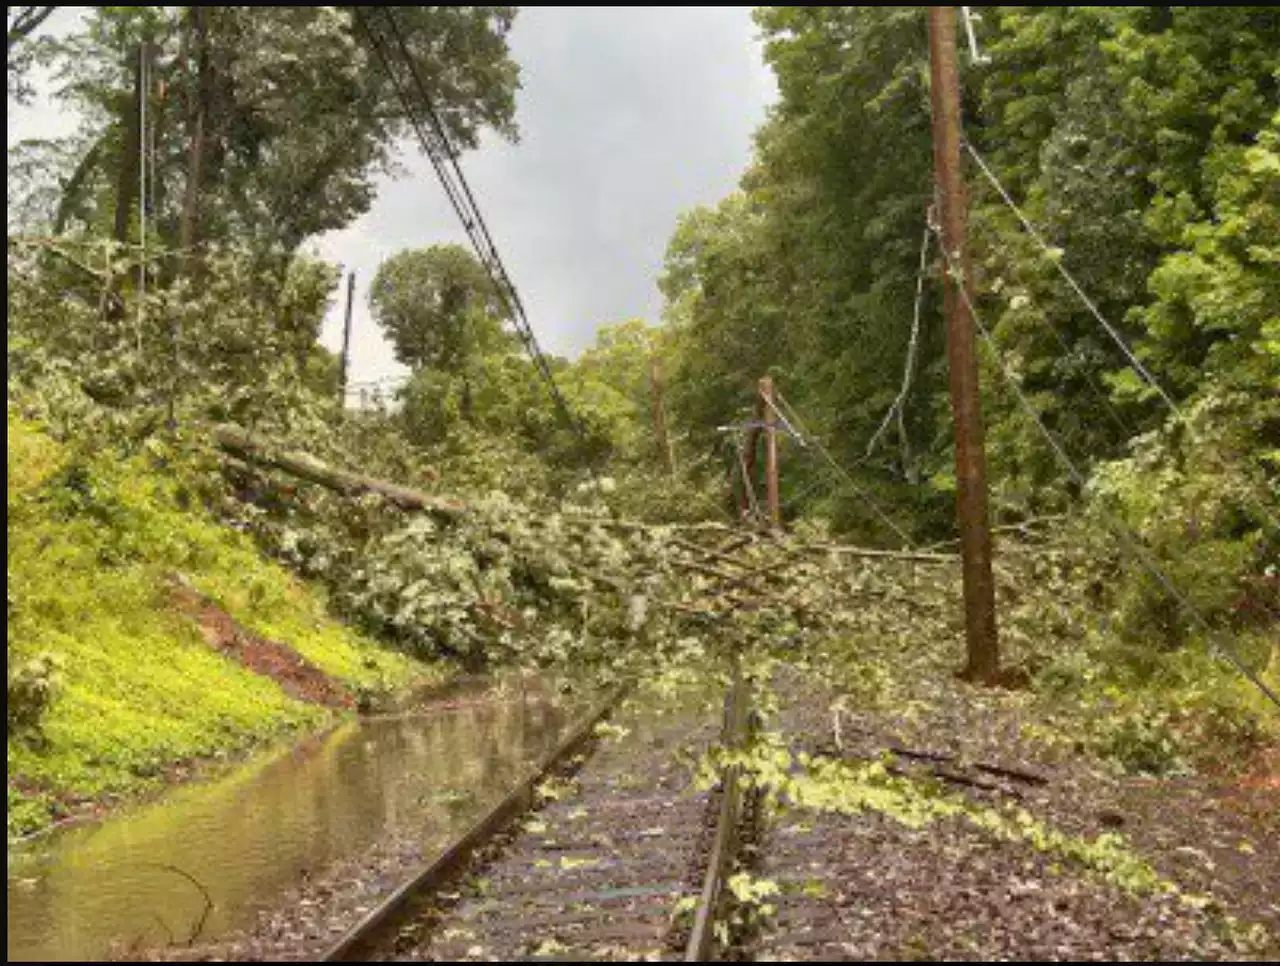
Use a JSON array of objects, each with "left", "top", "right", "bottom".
[
  {"left": 353, "top": 8, "right": 596, "bottom": 462},
  {"left": 981, "top": 242, "right": 1135, "bottom": 441},
  {"left": 731, "top": 432, "right": 762, "bottom": 522},
  {"left": 936, "top": 239, "right": 1279, "bottom": 710},
  {"left": 966, "top": 137, "right": 1279, "bottom": 534},
  {"left": 964, "top": 140, "right": 1181, "bottom": 417},
  {"left": 959, "top": 7, "right": 990, "bottom": 64},
  {"left": 958, "top": 157, "right": 1134, "bottom": 441},
  {"left": 769, "top": 390, "right": 918, "bottom": 549},
  {"left": 862, "top": 216, "right": 931, "bottom": 465},
  {"left": 780, "top": 464, "right": 842, "bottom": 516}
]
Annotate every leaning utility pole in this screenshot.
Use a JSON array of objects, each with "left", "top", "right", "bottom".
[
  {"left": 339, "top": 270, "right": 356, "bottom": 404},
  {"left": 928, "top": 6, "right": 999, "bottom": 682},
  {"left": 759, "top": 375, "right": 781, "bottom": 529},
  {"left": 649, "top": 354, "right": 676, "bottom": 476}
]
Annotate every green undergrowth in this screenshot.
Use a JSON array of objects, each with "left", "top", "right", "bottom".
[
  {"left": 1029, "top": 633, "right": 1279, "bottom": 777},
  {"left": 6, "top": 415, "right": 437, "bottom": 838},
  {"left": 787, "top": 537, "right": 1278, "bottom": 778}
]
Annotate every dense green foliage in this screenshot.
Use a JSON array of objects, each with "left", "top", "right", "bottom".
[
  {"left": 6, "top": 415, "right": 431, "bottom": 837},
  {"left": 9, "top": 7, "right": 519, "bottom": 255},
  {"left": 661, "top": 7, "right": 1278, "bottom": 537},
  {"left": 5, "top": 5, "right": 1276, "bottom": 841},
  {"left": 655, "top": 5, "right": 1277, "bottom": 701}
]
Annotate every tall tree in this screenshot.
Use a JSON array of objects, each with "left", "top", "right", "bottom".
[
  {"left": 6, "top": 5, "right": 56, "bottom": 101},
  {"left": 11, "top": 6, "right": 522, "bottom": 260},
  {"left": 369, "top": 244, "right": 510, "bottom": 373}
]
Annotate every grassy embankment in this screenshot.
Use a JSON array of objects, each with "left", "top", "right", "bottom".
[{"left": 7, "top": 416, "right": 441, "bottom": 838}]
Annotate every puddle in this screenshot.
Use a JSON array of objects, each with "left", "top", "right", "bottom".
[{"left": 7, "top": 682, "right": 578, "bottom": 962}]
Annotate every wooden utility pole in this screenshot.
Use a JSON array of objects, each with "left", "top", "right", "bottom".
[
  {"left": 339, "top": 270, "right": 356, "bottom": 404},
  {"left": 759, "top": 375, "right": 781, "bottom": 529},
  {"left": 928, "top": 6, "right": 999, "bottom": 682},
  {"left": 649, "top": 354, "right": 676, "bottom": 476}
]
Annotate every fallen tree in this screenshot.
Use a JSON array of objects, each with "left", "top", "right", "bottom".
[
  {"left": 211, "top": 423, "right": 466, "bottom": 518},
  {"left": 212, "top": 423, "right": 960, "bottom": 570}
]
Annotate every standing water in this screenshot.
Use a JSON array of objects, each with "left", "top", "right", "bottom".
[{"left": 7, "top": 678, "right": 579, "bottom": 962}]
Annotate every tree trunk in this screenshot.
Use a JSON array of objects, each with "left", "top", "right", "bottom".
[
  {"left": 152, "top": 31, "right": 178, "bottom": 246},
  {"left": 179, "top": 5, "right": 210, "bottom": 273},
  {"left": 53, "top": 139, "right": 105, "bottom": 234},
  {"left": 105, "top": 44, "right": 144, "bottom": 327},
  {"left": 649, "top": 355, "right": 675, "bottom": 476},
  {"left": 212, "top": 424, "right": 465, "bottom": 518},
  {"left": 113, "top": 44, "right": 143, "bottom": 250}
]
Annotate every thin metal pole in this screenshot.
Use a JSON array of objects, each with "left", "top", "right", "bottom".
[
  {"left": 339, "top": 270, "right": 356, "bottom": 404},
  {"left": 137, "top": 38, "right": 148, "bottom": 346},
  {"left": 650, "top": 354, "right": 675, "bottom": 476},
  {"left": 760, "top": 375, "right": 781, "bottom": 529},
  {"left": 928, "top": 6, "right": 999, "bottom": 682}
]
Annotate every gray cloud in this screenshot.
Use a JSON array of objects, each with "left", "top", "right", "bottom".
[{"left": 316, "top": 6, "right": 776, "bottom": 386}]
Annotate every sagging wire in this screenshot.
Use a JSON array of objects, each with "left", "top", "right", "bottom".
[
  {"left": 862, "top": 215, "right": 932, "bottom": 467},
  {"left": 964, "top": 139, "right": 1180, "bottom": 417},
  {"left": 768, "top": 391, "right": 918, "bottom": 549},
  {"left": 717, "top": 423, "right": 762, "bottom": 524},
  {"left": 360, "top": 8, "right": 598, "bottom": 469},
  {"left": 935, "top": 238, "right": 1280, "bottom": 711},
  {"left": 960, "top": 7, "right": 991, "bottom": 65},
  {"left": 965, "top": 137, "right": 1279, "bottom": 534}
]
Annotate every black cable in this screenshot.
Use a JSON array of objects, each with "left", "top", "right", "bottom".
[{"left": 355, "top": 8, "right": 597, "bottom": 461}]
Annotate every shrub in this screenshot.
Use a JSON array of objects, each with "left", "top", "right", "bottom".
[{"left": 7, "top": 652, "right": 64, "bottom": 742}]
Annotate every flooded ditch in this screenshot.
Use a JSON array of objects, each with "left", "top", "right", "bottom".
[{"left": 7, "top": 675, "right": 585, "bottom": 962}]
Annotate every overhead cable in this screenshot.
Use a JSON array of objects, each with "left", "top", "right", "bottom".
[
  {"left": 769, "top": 391, "right": 918, "bottom": 549},
  {"left": 964, "top": 140, "right": 1181, "bottom": 416},
  {"left": 936, "top": 239, "right": 1279, "bottom": 710},
  {"left": 355, "top": 8, "right": 596, "bottom": 459},
  {"left": 863, "top": 218, "right": 931, "bottom": 465}
]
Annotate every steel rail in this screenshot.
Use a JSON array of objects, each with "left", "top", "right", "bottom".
[
  {"left": 320, "top": 681, "right": 633, "bottom": 962},
  {"left": 685, "top": 660, "right": 752, "bottom": 962}
]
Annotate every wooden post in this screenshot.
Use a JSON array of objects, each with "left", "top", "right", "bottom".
[
  {"left": 339, "top": 270, "right": 356, "bottom": 404},
  {"left": 649, "top": 354, "right": 676, "bottom": 476},
  {"left": 928, "top": 6, "right": 999, "bottom": 683},
  {"left": 759, "top": 376, "right": 781, "bottom": 529}
]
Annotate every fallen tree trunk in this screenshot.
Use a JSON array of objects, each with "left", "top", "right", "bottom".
[
  {"left": 797, "top": 543, "right": 959, "bottom": 564},
  {"left": 212, "top": 424, "right": 465, "bottom": 518},
  {"left": 211, "top": 427, "right": 952, "bottom": 570}
]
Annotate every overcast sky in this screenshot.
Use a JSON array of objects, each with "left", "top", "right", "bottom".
[{"left": 7, "top": 7, "right": 777, "bottom": 388}]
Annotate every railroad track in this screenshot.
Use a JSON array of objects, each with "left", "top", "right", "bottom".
[{"left": 322, "top": 666, "right": 754, "bottom": 963}]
